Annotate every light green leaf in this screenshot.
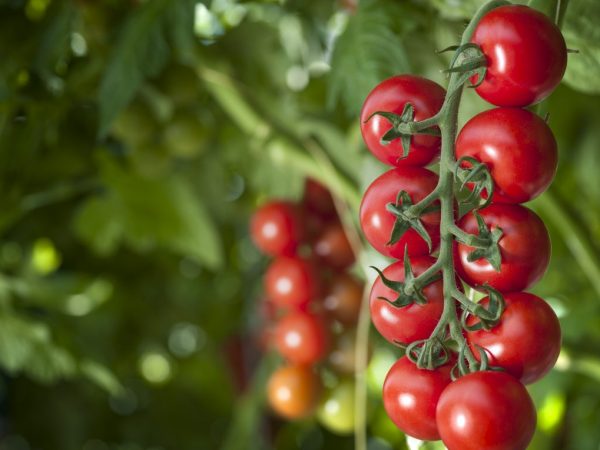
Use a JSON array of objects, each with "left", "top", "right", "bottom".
[
  {"left": 327, "top": 0, "right": 412, "bottom": 115},
  {"left": 80, "top": 360, "right": 124, "bottom": 396},
  {"left": 562, "top": 0, "right": 600, "bottom": 94}
]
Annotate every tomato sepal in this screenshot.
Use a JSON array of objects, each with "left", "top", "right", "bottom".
[{"left": 386, "top": 190, "right": 434, "bottom": 251}]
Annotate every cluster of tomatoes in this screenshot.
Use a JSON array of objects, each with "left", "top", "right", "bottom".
[
  {"left": 250, "top": 180, "right": 363, "bottom": 434},
  {"left": 359, "top": 5, "right": 566, "bottom": 450}
]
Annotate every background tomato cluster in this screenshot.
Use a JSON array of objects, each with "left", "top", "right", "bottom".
[{"left": 1, "top": 0, "right": 600, "bottom": 449}]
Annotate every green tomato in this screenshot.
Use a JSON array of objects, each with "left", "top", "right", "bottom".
[
  {"left": 163, "top": 113, "right": 206, "bottom": 158},
  {"left": 159, "top": 65, "right": 200, "bottom": 106},
  {"left": 317, "top": 379, "right": 355, "bottom": 435}
]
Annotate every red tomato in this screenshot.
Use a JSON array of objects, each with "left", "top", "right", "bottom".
[
  {"left": 264, "top": 256, "right": 319, "bottom": 309},
  {"left": 455, "top": 108, "right": 558, "bottom": 204},
  {"left": 454, "top": 204, "right": 550, "bottom": 292},
  {"left": 466, "top": 292, "right": 561, "bottom": 384},
  {"left": 369, "top": 256, "right": 444, "bottom": 346},
  {"left": 313, "top": 223, "right": 355, "bottom": 270},
  {"left": 302, "top": 178, "right": 336, "bottom": 219},
  {"left": 274, "top": 311, "right": 329, "bottom": 364},
  {"left": 323, "top": 273, "right": 363, "bottom": 325},
  {"left": 360, "top": 75, "right": 446, "bottom": 167},
  {"left": 267, "top": 365, "right": 322, "bottom": 419},
  {"left": 250, "top": 201, "right": 303, "bottom": 256},
  {"left": 383, "top": 356, "right": 453, "bottom": 440},
  {"left": 471, "top": 5, "right": 567, "bottom": 107},
  {"left": 360, "top": 167, "right": 440, "bottom": 259},
  {"left": 436, "top": 371, "right": 536, "bottom": 450}
]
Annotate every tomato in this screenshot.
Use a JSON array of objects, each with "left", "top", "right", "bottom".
[
  {"left": 163, "top": 112, "right": 207, "bottom": 158},
  {"left": 369, "top": 256, "right": 444, "bottom": 346},
  {"left": 302, "top": 178, "right": 336, "bottom": 219},
  {"left": 454, "top": 204, "right": 550, "bottom": 292},
  {"left": 313, "top": 223, "right": 355, "bottom": 270},
  {"left": 323, "top": 273, "right": 363, "bottom": 325},
  {"left": 328, "top": 329, "right": 372, "bottom": 375},
  {"left": 471, "top": 5, "right": 567, "bottom": 107},
  {"left": 251, "top": 201, "right": 303, "bottom": 256},
  {"left": 455, "top": 108, "right": 558, "bottom": 204},
  {"left": 264, "top": 256, "right": 319, "bottom": 309},
  {"left": 360, "top": 75, "right": 446, "bottom": 167},
  {"left": 436, "top": 371, "right": 536, "bottom": 450},
  {"left": 316, "top": 379, "right": 356, "bottom": 435},
  {"left": 360, "top": 167, "right": 440, "bottom": 259},
  {"left": 466, "top": 292, "right": 561, "bottom": 385},
  {"left": 383, "top": 356, "right": 453, "bottom": 440},
  {"left": 267, "top": 365, "right": 322, "bottom": 420},
  {"left": 274, "top": 311, "right": 329, "bottom": 364}
]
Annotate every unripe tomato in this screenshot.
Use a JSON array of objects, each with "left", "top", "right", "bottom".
[
  {"left": 436, "top": 371, "right": 536, "bottom": 450},
  {"left": 112, "top": 101, "right": 157, "bottom": 145},
  {"left": 454, "top": 204, "right": 550, "bottom": 292},
  {"left": 455, "top": 108, "right": 558, "bottom": 204},
  {"left": 360, "top": 75, "right": 446, "bottom": 167},
  {"left": 317, "top": 379, "right": 356, "bottom": 435},
  {"left": 467, "top": 292, "right": 561, "bottom": 384},
  {"left": 471, "top": 5, "right": 567, "bottom": 107},
  {"left": 251, "top": 202, "right": 303, "bottom": 256},
  {"left": 267, "top": 365, "right": 321, "bottom": 420},
  {"left": 360, "top": 167, "right": 440, "bottom": 259},
  {"left": 163, "top": 113, "right": 207, "bottom": 158},
  {"left": 264, "top": 256, "right": 319, "bottom": 309},
  {"left": 369, "top": 256, "right": 444, "bottom": 346},
  {"left": 383, "top": 356, "right": 453, "bottom": 440},
  {"left": 274, "top": 311, "right": 329, "bottom": 365}
]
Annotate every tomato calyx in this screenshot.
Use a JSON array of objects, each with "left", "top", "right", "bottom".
[
  {"left": 451, "top": 211, "right": 503, "bottom": 271},
  {"left": 405, "top": 337, "right": 451, "bottom": 370},
  {"left": 386, "top": 190, "right": 436, "bottom": 251},
  {"left": 454, "top": 156, "right": 494, "bottom": 216},
  {"left": 459, "top": 285, "right": 505, "bottom": 331},
  {"left": 365, "top": 103, "right": 441, "bottom": 161},
  {"left": 443, "top": 43, "right": 488, "bottom": 91},
  {"left": 370, "top": 251, "right": 441, "bottom": 308}
]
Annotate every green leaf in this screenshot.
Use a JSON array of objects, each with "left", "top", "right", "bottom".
[
  {"left": 562, "top": 0, "right": 600, "bottom": 94},
  {"left": 327, "top": 0, "right": 411, "bottom": 115},
  {"left": 97, "top": 0, "right": 172, "bottom": 136},
  {"left": 80, "top": 360, "right": 124, "bottom": 396},
  {"left": 75, "top": 155, "right": 224, "bottom": 269}
]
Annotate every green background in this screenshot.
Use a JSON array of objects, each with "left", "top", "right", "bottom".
[{"left": 0, "top": 0, "right": 599, "bottom": 449}]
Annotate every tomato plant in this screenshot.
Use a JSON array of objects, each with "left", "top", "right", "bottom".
[
  {"left": 360, "top": 167, "right": 440, "bottom": 259},
  {"left": 267, "top": 365, "right": 322, "bottom": 420},
  {"left": 456, "top": 107, "right": 558, "bottom": 204},
  {"left": 360, "top": 75, "right": 446, "bottom": 167},
  {"left": 323, "top": 273, "right": 363, "bottom": 325},
  {"left": 369, "top": 256, "right": 444, "bottom": 345},
  {"left": 436, "top": 371, "right": 537, "bottom": 450},
  {"left": 251, "top": 201, "right": 303, "bottom": 257},
  {"left": 466, "top": 292, "right": 561, "bottom": 384},
  {"left": 383, "top": 356, "right": 453, "bottom": 440},
  {"left": 454, "top": 204, "right": 551, "bottom": 292},
  {"left": 471, "top": 5, "right": 567, "bottom": 107}
]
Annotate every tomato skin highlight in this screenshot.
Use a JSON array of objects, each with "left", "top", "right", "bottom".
[
  {"left": 472, "top": 5, "right": 567, "bottom": 107},
  {"left": 436, "top": 371, "right": 536, "bottom": 450},
  {"left": 267, "top": 365, "right": 322, "bottom": 420},
  {"left": 454, "top": 204, "right": 550, "bottom": 292},
  {"left": 251, "top": 201, "right": 303, "bottom": 256},
  {"left": 360, "top": 75, "right": 446, "bottom": 167},
  {"left": 274, "top": 311, "right": 329, "bottom": 365},
  {"left": 467, "top": 292, "right": 561, "bottom": 385},
  {"left": 264, "top": 256, "right": 319, "bottom": 309},
  {"left": 369, "top": 256, "right": 444, "bottom": 346},
  {"left": 360, "top": 167, "right": 440, "bottom": 259},
  {"left": 383, "top": 356, "right": 453, "bottom": 440},
  {"left": 455, "top": 108, "right": 558, "bottom": 204}
]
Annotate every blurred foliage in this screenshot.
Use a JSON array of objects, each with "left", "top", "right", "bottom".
[{"left": 0, "top": 0, "right": 599, "bottom": 449}]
